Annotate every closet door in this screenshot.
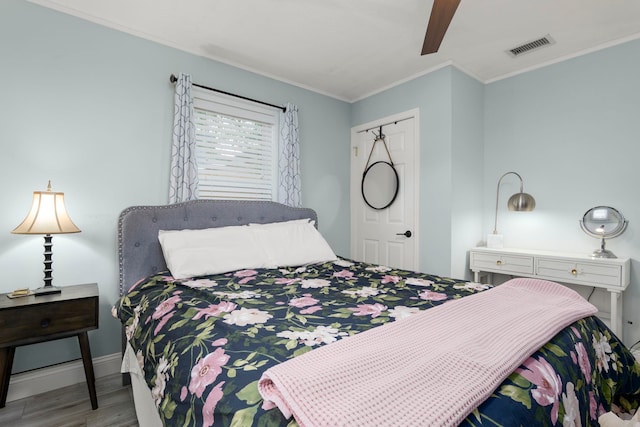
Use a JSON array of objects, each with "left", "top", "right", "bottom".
[{"left": 350, "top": 111, "right": 419, "bottom": 270}]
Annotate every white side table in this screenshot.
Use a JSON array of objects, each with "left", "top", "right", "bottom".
[{"left": 469, "top": 247, "right": 630, "bottom": 336}]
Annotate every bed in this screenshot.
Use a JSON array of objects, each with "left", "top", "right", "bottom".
[{"left": 113, "top": 200, "right": 640, "bottom": 426}]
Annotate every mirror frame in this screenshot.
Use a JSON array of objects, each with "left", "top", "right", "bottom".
[
  {"left": 580, "top": 206, "right": 627, "bottom": 238},
  {"left": 361, "top": 160, "right": 399, "bottom": 210},
  {"left": 579, "top": 206, "right": 628, "bottom": 258}
]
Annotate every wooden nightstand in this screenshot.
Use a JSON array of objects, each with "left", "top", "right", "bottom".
[{"left": 0, "top": 283, "right": 99, "bottom": 409}]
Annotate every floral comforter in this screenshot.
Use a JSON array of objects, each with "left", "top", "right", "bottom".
[{"left": 113, "top": 258, "right": 640, "bottom": 426}]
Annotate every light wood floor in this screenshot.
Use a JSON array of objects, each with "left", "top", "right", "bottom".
[{"left": 0, "top": 373, "right": 138, "bottom": 427}]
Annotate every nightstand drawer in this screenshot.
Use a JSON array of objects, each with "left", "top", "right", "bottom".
[
  {"left": 536, "top": 258, "right": 622, "bottom": 287},
  {"left": 0, "top": 297, "right": 98, "bottom": 346},
  {"left": 470, "top": 251, "right": 534, "bottom": 276}
]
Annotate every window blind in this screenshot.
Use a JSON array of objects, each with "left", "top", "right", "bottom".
[{"left": 192, "top": 87, "right": 279, "bottom": 201}]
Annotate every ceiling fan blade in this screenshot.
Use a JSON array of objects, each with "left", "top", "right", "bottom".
[{"left": 421, "top": 0, "right": 461, "bottom": 55}]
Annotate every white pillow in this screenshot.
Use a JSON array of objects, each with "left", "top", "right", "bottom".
[
  {"left": 249, "top": 219, "right": 337, "bottom": 268},
  {"left": 158, "top": 219, "right": 337, "bottom": 280},
  {"left": 158, "top": 225, "right": 268, "bottom": 280}
]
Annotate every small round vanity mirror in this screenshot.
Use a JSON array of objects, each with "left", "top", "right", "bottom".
[
  {"left": 361, "top": 161, "right": 399, "bottom": 210},
  {"left": 579, "top": 206, "right": 628, "bottom": 258}
]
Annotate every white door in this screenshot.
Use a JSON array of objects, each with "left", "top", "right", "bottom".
[{"left": 350, "top": 110, "right": 419, "bottom": 270}]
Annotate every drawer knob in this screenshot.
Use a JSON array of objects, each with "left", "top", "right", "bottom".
[
  {"left": 496, "top": 260, "right": 502, "bottom": 266},
  {"left": 40, "top": 318, "right": 50, "bottom": 328},
  {"left": 571, "top": 269, "right": 578, "bottom": 276}
]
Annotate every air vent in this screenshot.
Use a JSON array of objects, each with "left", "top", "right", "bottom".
[{"left": 507, "top": 35, "right": 555, "bottom": 57}]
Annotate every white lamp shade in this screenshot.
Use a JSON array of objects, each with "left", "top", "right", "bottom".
[{"left": 12, "top": 188, "right": 80, "bottom": 235}]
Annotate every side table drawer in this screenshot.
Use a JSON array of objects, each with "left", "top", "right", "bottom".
[
  {"left": 0, "top": 297, "right": 98, "bottom": 346},
  {"left": 470, "top": 251, "right": 534, "bottom": 276},
  {"left": 536, "top": 258, "right": 622, "bottom": 287}
]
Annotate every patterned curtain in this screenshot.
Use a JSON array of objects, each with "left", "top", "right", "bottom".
[
  {"left": 168, "top": 73, "right": 199, "bottom": 203},
  {"left": 278, "top": 103, "right": 301, "bottom": 207}
]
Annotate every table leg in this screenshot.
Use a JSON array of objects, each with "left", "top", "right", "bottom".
[
  {"left": 609, "top": 290, "right": 622, "bottom": 338},
  {"left": 0, "top": 346, "right": 15, "bottom": 408},
  {"left": 78, "top": 332, "right": 98, "bottom": 409}
]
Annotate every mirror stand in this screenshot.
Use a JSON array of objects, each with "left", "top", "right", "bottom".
[
  {"left": 592, "top": 236, "right": 617, "bottom": 259},
  {"left": 579, "top": 206, "right": 628, "bottom": 259}
]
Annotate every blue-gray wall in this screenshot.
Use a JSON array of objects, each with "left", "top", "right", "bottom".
[
  {"left": 483, "top": 39, "right": 640, "bottom": 345},
  {"left": 353, "top": 37, "right": 640, "bottom": 345},
  {"left": 351, "top": 67, "right": 485, "bottom": 279},
  {"left": 2, "top": 0, "right": 640, "bottom": 376},
  {"left": 0, "top": 0, "right": 351, "bottom": 373}
]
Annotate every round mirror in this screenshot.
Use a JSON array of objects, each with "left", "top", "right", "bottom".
[
  {"left": 361, "top": 161, "right": 399, "bottom": 210},
  {"left": 579, "top": 206, "right": 628, "bottom": 258}
]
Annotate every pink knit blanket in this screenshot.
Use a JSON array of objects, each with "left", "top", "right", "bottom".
[{"left": 258, "top": 278, "right": 597, "bottom": 427}]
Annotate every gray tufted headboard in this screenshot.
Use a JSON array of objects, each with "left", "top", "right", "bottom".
[{"left": 117, "top": 200, "right": 318, "bottom": 296}]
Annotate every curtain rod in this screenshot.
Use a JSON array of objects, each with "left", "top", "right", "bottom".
[
  {"left": 356, "top": 117, "right": 412, "bottom": 134},
  {"left": 170, "top": 74, "right": 286, "bottom": 113}
]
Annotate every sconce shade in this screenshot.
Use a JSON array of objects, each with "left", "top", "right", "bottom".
[
  {"left": 12, "top": 183, "right": 80, "bottom": 235},
  {"left": 507, "top": 192, "right": 536, "bottom": 212}
]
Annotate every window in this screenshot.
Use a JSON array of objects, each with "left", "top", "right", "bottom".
[{"left": 192, "top": 87, "right": 279, "bottom": 201}]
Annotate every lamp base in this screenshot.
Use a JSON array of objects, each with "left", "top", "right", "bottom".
[
  {"left": 32, "top": 285, "right": 62, "bottom": 296},
  {"left": 487, "top": 234, "right": 504, "bottom": 249}
]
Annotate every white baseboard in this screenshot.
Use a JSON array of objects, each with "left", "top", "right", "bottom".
[{"left": 7, "top": 352, "right": 122, "bottom": 403}]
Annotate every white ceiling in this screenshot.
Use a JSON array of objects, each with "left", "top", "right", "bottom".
[{"left": 29, "top": 0, "right": 640, "bottom": 102}]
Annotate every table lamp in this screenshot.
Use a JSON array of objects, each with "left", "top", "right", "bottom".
[
  {"left": 11, "top": 181, "right": 81, "bottom": 295},
  {"left": 488, "top": 171, "right": 535, "bottom": 248}
]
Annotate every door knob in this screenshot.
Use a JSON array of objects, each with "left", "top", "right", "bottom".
[{"left": 396, "top": 230, "right": 412, "bottom": 238}]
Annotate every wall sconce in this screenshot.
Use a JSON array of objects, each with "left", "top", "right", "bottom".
[
  {"left": 11, "top": 181, "right": 81, "bottom": 295},
  {"left": 488, "top": 171, "right": 536, "bottom": 248}
]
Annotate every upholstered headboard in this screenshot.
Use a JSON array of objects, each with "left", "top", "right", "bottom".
[{"left": 117, "top": 200, "right": 318, "bottom": 296}]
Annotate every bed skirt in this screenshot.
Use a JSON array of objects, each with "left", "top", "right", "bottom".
[{"left": 122, "top": 343, "right": 162, "bottom": 427}]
